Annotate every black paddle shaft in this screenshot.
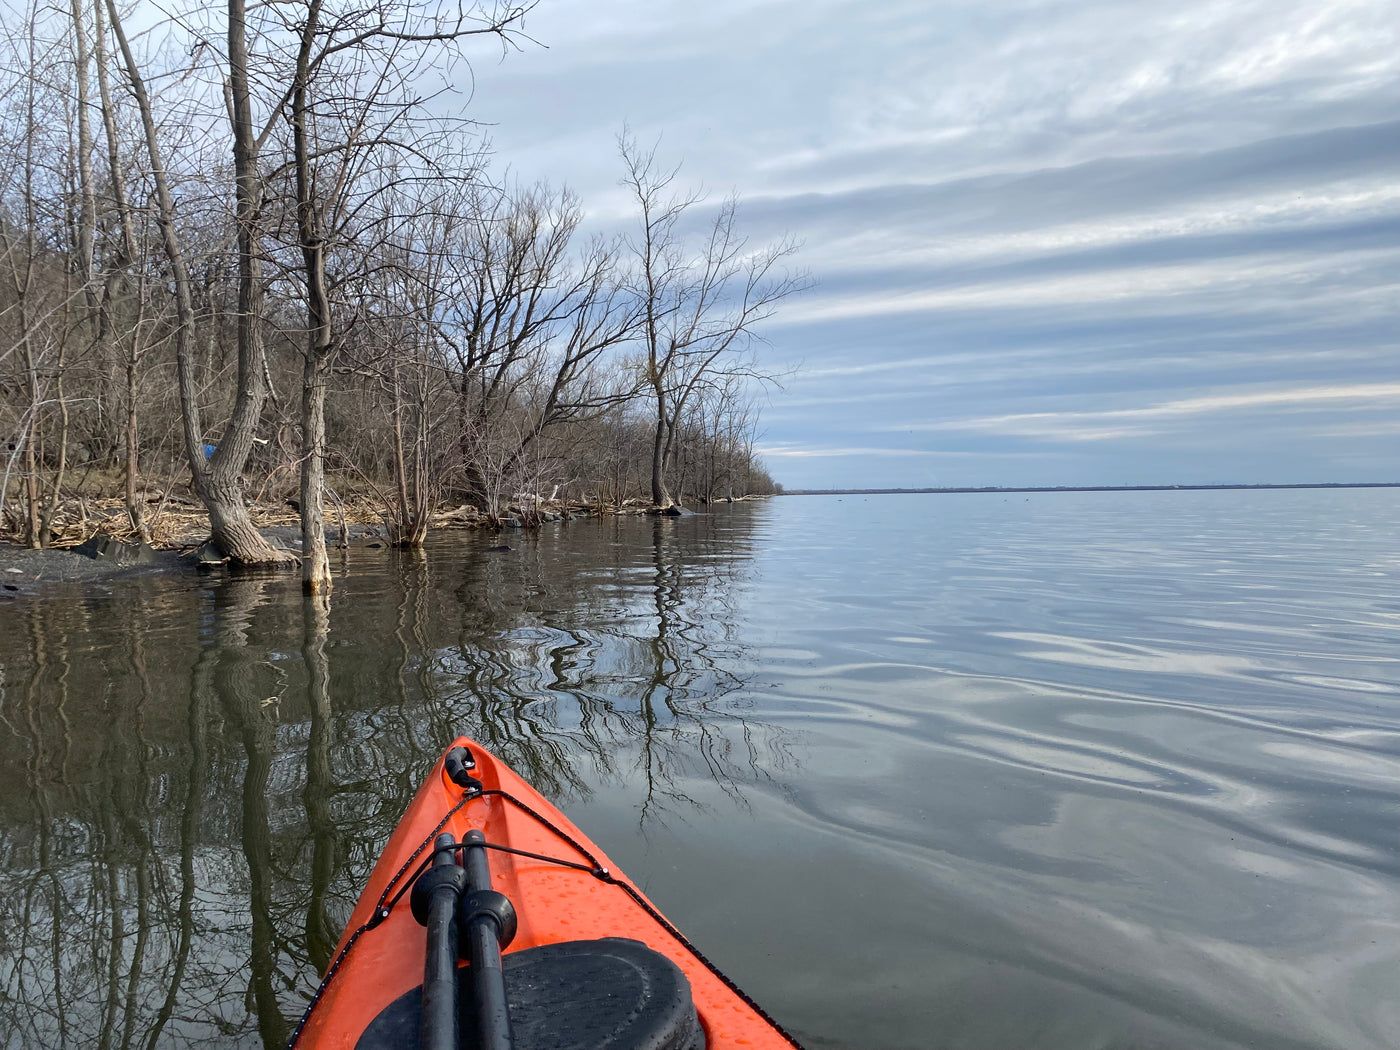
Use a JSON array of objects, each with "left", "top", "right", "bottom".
[
  {"left": 461, "top": 829, "right": 515, "bottom": 1050},
  {"left": 418, "top": 833, "right": 468, "bottom": 1050}
]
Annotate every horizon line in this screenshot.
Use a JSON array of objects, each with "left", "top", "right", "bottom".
[{"left": 778, "top": 482, "right": 1400, "bottom": 495}]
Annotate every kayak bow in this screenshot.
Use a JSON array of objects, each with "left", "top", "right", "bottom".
[{"left": 291, "top": 737, "right": 802, "bottom": 1050}]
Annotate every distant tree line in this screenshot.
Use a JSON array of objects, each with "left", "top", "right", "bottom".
[{"left": 0, "top": 0, "right": 802, "bottom": 589}]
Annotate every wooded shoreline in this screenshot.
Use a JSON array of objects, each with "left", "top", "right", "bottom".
[{"left": 2, "top": 4, "right": 800, "bottom": 594}]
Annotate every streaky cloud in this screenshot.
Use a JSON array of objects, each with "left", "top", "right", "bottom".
[{"left": 896, "top": 382, "right": 1400, "bottom": 443}]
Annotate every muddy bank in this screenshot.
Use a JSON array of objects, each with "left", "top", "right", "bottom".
[
  {"left": 0, "top": 522, "right": 387, "bottom": 594},
  {"left": 0, "top": 521, "right": 366, "bottom": 593},
  {"left": 0, "top": 541, "right": 196, "bottom": 591}
]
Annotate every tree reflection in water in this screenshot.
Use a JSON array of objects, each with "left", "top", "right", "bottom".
[{"left": 0, "top": 507, "right": 786, "bottom": 1046}]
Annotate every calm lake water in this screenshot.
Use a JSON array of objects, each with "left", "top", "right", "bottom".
[{"left": 1, "top": 489, "right": 1397, "bottom": 1049}]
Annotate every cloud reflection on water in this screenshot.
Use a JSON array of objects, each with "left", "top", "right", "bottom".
[{"left": 0, "top": 491, "right": 1396, "bottom": 1049}]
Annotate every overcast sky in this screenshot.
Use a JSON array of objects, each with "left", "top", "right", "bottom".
[{"left": 461, "top": 0, "right": 1397, "bottom": 489}]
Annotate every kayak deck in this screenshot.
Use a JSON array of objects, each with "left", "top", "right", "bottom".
[{"left": 294, "top": 737, "right": 800, "bottom": 1049}]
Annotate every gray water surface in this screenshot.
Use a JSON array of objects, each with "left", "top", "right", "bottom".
[{"left": 1, "top": 489, "right": 1396, "bottom": 1049}]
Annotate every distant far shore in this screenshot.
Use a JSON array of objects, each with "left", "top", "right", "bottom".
[{"left": 781, "top": 482, "right": 1400, "bottom": 495}]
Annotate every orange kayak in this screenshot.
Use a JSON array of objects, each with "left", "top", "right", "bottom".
[{"left": 290, "top": 737, "right": 803, "bottom": 1049}]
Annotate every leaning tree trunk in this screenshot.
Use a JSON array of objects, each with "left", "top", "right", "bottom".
[
  {"left": 208, "top": 0, "right": 296, "bottom": 565},
  {"left": 109, "top": 0, "right": 293, "bottom": 565}
]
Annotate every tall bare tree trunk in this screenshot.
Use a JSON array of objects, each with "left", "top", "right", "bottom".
[{"left": 292, "top": 0, "right": 332, "bottom": 593}]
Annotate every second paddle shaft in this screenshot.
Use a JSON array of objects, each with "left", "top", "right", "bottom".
[{"left": 461, "top": 828, "right": 515, "bottom": 1050}]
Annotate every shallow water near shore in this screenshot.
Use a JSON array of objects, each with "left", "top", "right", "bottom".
[{"left": 0, "top": 488, "right": 1397, "bottom": 1049}]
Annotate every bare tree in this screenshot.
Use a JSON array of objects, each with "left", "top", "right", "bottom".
[
  {"left": 443, "top": 183, "right": 587, "bottom": 506},
  {"left": 619, "top": 134, "right": 805, "bottom": 508},
  {"left": 341, "top": 174, "right": 469, "bottom": 546},
  {"left": 272, "top": 0, "right": 533, "bottom": 589},
  {"left": 430, "top": 181, "right": 639, "bottom": 519}
]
